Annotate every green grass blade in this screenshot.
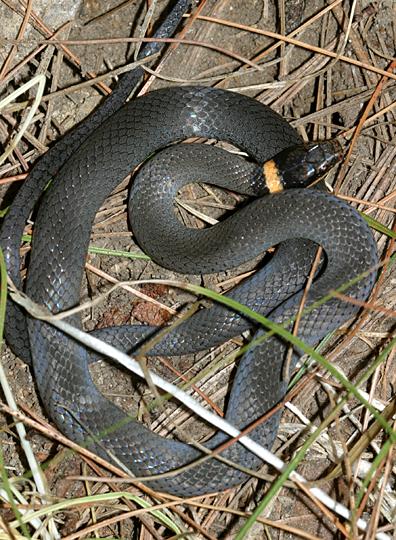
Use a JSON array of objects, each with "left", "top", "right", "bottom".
[
  {"left": 361, "top": 213, "right": 396, "bottom": 238},
  {"left": 21, "top": 235, "right": 151, "bottom": 261},
  {"left": 8, "top": 491, "right": 181, "bottom": 534}
]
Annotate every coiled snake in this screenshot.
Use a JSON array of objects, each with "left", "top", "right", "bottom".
[{"left": 1, "top": 83, "right": 378, "bottom": 496}]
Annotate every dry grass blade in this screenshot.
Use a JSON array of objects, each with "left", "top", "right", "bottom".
[{"left": 0, "top": 1, "right": 395, "bottom": 539}]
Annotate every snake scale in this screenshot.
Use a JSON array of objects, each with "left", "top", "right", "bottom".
[{"left": 1, "top": 2, "right": 377, "bottom": 497}]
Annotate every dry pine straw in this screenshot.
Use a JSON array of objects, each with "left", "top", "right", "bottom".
[{"left": 0, "top": 0, "right": 395, "bottom": 539}]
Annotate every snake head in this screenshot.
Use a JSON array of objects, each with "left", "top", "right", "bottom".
[{"left": 264, "top": 139, "right": 343, "bottom": 192}]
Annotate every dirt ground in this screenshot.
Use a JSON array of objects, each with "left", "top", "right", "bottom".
[{"left": 0, "top": 0, "right": 395, "bottom": 539}]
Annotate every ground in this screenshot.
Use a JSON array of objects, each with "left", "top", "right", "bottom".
[{"left": 0, "top": 1, "right": 395, "bottom": 539}]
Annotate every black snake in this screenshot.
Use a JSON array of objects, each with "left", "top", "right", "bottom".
[{"left": 1, "top": 2, "right": 377, "bottom": 497}]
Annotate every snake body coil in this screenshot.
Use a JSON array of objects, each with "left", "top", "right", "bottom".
[{"left": 3, "top": 86, "right": 377, "bottom": 496}]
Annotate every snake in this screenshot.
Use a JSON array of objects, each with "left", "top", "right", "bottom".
[{"left": 1, "top": 6, "right": 378, "bottom": 498}]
